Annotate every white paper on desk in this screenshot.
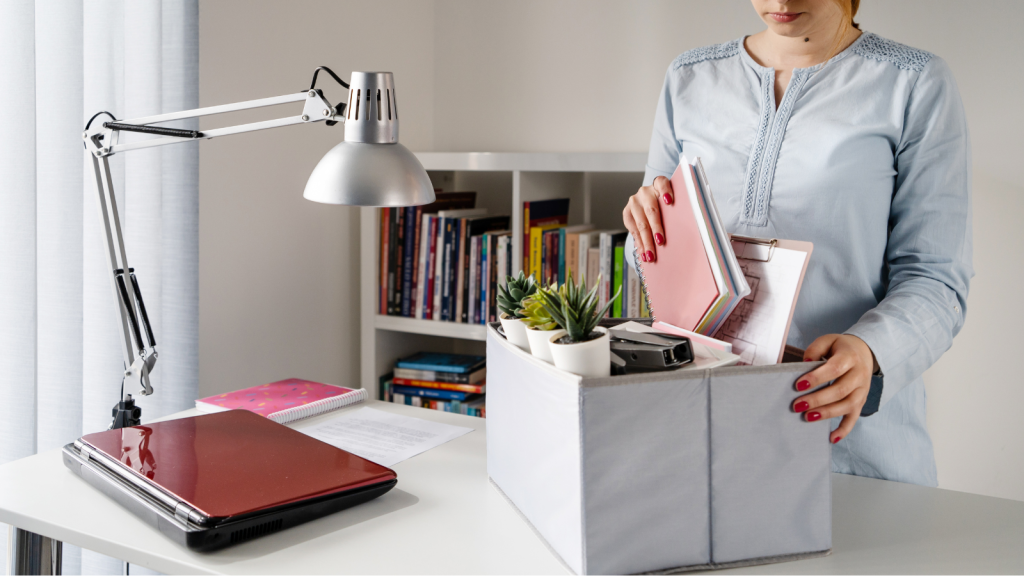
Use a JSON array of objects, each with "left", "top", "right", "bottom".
[{"left": 299, "top": 407, "right": 472, "bottom": 467}]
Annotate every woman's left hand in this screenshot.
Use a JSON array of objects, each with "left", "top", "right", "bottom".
[{"left": 795, "top": 334, "right": 878, "bottom": 444}]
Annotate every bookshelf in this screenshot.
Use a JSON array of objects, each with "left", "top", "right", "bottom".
[{"left": 359, "top": 152, "right": 647, "bottom": 397}]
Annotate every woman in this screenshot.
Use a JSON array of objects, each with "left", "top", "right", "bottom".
[{"left": 623, "top": 0, "right": 971, "bottom": 487}]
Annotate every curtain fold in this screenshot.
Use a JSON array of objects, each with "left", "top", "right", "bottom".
[{"left": 0, "top": 1, "right": 198, "bottom": 574}]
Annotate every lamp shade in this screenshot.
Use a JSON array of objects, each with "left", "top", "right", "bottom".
[
  {"left": 303, "top": 71, "right": 434, "bottom": 207},
  {"left": 303, "top": 141, "right": 434, "bottom": 206}
]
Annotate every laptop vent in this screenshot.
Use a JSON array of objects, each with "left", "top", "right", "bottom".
[{"left": 229, "top": 519, "right": 283, "bottom": 545}]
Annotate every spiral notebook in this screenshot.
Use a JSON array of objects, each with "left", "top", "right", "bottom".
[{"left": 195, "top": 378, "right": 368, "bottom": 424}]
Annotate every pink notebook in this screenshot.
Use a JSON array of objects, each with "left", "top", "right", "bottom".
[
  {"left": 636, "top": 163, "right": 720, "bottom": 331},
  {"left": 195, "top": 378, "right": 368, "bottom": 424}
]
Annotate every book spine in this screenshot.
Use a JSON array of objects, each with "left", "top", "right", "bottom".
[
  {"left": 393, "top": 368, "right": 475, "bottom": 383},
  {"left": 454, "top": 219, "right": 467, "bottom": 323},
  {"left": 494, "top": 236, "right": 503, "bottom": 321},
  {"left": 440, "top": 218, "right": 453, "bottom": 321},
  {"left": 541, "top": 230, "right": 550, "bottom": 284},
  {"left": 394, "top": 208, "right": 405, "bottom": 315},
  {"left": 462, "top": 225, "right": 472, "bottom": 323},
  {"left": 468, "top": 235, "right": 478, "bottom": 325},
  {"left": 410, "top": 207, "right": 423, "bottom": 316},
  {"left": 379, "top": 208, "right": 389, "bottom": 314},
  {"left": 449, "top": 219, "right": 462, "bottom": 321},
  {"left": 391, "top": 385, "right": 471, "bottom": 401},
  {"left": 489, "top": 235, "right": 499, "bottom": 322},
  {"left": 599, "top": 233, "right": 611, "bottom": 313},
  {"left": 578, "top": 234, "right": 590, "bottom": 286},
  {"left": 530, "top": 227, "right": 543, "bottom": 281},
  {"left": 613, "top": 244, "right": 624, "bottom": 317},
  {"left": 587, "top": 247, "right": 600, "bottom": 291},
  {"left": 387, "top": 208, "right": 399, "bottom": 315},
  {"left": 392, "top": 377, "right": 485, "bottom": 394},
  {"left": 628, "top": 264, "right": 640, "bottom": 318},
  {"left": 558, "top": 228, "right": 566, "bottom": 285},
  {"left": 566, "top": 233, "right": 578, "bottom": 283},
  {"left": 522, "top": 201, "right": 530, "bottom": 270},
  {"left": 481, "top": 233, "right": 489, "bottom": 323},
  {"left": 401, "top": 207, "right": 416, "bottom": 316},
  {"left": 432, "top": 217, "right": 444, "bottom": 320},
  {"left": 415, "top": 213, "right": 431, "bottom": 319}
]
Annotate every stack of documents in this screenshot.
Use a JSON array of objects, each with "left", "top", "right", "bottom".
[{"left": 636, "top": 156, "right": 750, "bottom": 335}]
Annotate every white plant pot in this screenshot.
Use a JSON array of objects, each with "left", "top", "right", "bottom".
[
  {"left": 548, "top": 326, "right": 610, "bottom": 377},
  {"left": 525, "top": 327, "right": 566, "bottom": 363},
  {"left": 499, "top": 313, "right": 531, "bottom": 351}
]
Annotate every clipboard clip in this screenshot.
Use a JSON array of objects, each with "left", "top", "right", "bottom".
[{"left": 730, "top": 235, "right": 778, "bottom": 263}]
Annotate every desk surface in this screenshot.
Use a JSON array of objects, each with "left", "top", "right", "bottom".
[{"left": 0, "top": 401, "right": 1022, "bottom": 575}]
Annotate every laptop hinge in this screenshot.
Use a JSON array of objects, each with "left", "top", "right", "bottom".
[{"left": 77, "top": 441, "right": 96, "bottom": 462}]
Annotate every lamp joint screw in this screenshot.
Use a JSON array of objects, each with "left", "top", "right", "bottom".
[
  {"left": 322, "top": 109, "right": 331, "bottom": 117},
  {"left": 301, "top": 114, "right": 309, "bottom": 122},
  {"left": 82, "top": 132, "right": 88, "bottom": 139},
  {"left": 308, "top": 90, "right": 317, "bottom": 97}
]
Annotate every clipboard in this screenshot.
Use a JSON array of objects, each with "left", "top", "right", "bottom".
[{"left": 716, "top": 235, "right": 814, "bottom": 365}]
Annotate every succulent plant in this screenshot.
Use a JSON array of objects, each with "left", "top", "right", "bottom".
[
  {"left": 535, "top": 272, "right": 619, "bottom": 343},
  {"left": 496, "top": 270, "right": 539, "bottom": 319},
  {"left": 520, "top": 287, "right": 559, "bottom": 330}
]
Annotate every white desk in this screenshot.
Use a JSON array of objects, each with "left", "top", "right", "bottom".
[{"left": 1, "top": 400, "right": 1022, "bottom": 574}]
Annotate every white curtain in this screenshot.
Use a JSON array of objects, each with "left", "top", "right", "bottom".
[{"left": 0, "top": 1, "right": 198, "bottom": 573}]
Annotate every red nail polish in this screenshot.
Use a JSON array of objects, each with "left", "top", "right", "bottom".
[
  {"left": 794, "top": 401, "right": 809, "bottom": 412},
  {"left": 646, "top": 250, "right": 654, "bottom": 262},
  {"left": 832, "top": 436, "right": 842, "bottom": 444},
  {"left": 807, "top": 412, "right": 822, "bottom": 422},
  {"left": 804, "top": 358, "right": 813, "bottom": 362},
  {"left": 654, "top": 232, "right": 665, "bottom": 245},
  {"left": 662, "top": 193, "right": 672, "bottom": 205},
  {"left": 796, "top": 380, "right": 810, "bottom": 391}
]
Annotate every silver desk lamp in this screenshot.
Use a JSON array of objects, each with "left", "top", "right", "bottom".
[{"left": 82, "top": 67, "right": 433, "bottom": 430}]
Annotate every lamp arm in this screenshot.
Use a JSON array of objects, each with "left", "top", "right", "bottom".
[{"left": 83, "top": 81, "right": 347, "bottom": 429}]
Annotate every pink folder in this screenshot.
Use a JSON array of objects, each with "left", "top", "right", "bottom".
[{"left": 637, "top": 164, "right": 720, "bottom": 331}]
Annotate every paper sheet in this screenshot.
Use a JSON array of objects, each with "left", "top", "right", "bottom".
[
  {"left": 299, "top": 407, "right": 473, "bottom": 467},
  {"left": 717, "top": 246, "right": 808, "bottom": 366}
]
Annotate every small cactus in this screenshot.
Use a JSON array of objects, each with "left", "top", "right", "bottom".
[{"left": 496, "top": 270, "right": 539, "bottom": 319}]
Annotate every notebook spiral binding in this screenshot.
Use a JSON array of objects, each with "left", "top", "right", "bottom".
[
  {"left": 268, "top": 388, "right": 368, "bottom": 423},
  {"left": 632, "top": 245, "right": 656, "bottom": 322}
]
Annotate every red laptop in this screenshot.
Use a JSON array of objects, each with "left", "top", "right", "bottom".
[{"left": 62, "top": 410, "right": 397, "bottom": 551}]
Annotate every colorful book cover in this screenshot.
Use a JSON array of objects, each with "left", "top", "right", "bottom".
[
  {"left": 400, "top": 206, "right": 417, "bottom": 317},
  {"left": 195, "top": 378, "right": 367, "bottom": 423},
  {"left": 396, "top": 352, "right": 485, "bottom": 373},
  {"left": 393, "top": 366, "right": 486, "bottom": 384},
  {"left": 432, "top": 216, "right": 445, "bottom": 320},
  {"left": 387, "top": 208, "right": 400, "bottom": 315},
  {"left": 522, "top": 198, "right": 570, "bottom": 269},
  {"left": 530, "top": 223, "right": 561, "bottom": 280}
]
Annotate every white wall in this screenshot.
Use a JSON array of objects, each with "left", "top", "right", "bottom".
[{"left": 200, "top": 0, "right": 1024, "bottom": 501}]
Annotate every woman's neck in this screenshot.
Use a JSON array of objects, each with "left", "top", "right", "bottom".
[{"left": 745, "top": 25, "right": 862, "bottom": 71}]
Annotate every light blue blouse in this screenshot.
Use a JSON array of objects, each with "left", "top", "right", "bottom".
[{"left": 638, "top": 32, "right": 972, "bottom": 486}]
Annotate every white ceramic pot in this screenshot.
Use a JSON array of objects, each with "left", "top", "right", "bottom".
[
  {"left": 525, "top": 327, "right": 566, "bottom": 363},
  {"left": 499, "top": 313, "right": 531, "bottom": 351},
  {"left": 548, "top": 326, "right": 610, "bottom": 377}
]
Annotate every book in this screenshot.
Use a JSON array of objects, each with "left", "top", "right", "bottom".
[
  {"left": 522, "top": 198, "right": 570, "bottom": 272},
  {"left": 613, "top": 240, "right": 625, "bottom": 317},
  {"left": 387, "top": 208, "right": 400, "bottom": 315},
  {"left": 432, "top": 215, "right": 445, "bottom": 320},
  {"left": 195, "top": 378, "right": 367, "bottom": 424},
  {"left": 587, "top": 247, "right": 600, "bottom": 291},
  {"left": 563, "top": 225, "right": 594, "bottom": 283},
  {"left": 530, "top": 223, "right": 563, "bottom": 280},
  {"left": 391, "top": 385, "right": 481, "bottom": 402},
  {"left": 393, "top": 367, "right": 485, "bottom": 384},
  {"left": 415, "top": 213, "right": 433, "bottom": 319},
  {"left": 422, "top": 191, "right": 476, "bottom": 214},
  {"left": 578, "top": 230, "right": 602, "bottom": 284},
  {"left": 391, "top": 377, "right": 486, "bottom": 395},
  {"left": 396, "top": 352, "right": 485, "bottom": 374},
  {"left": 379, "top": 208, "right": 390, "bottom": 314},
  {"left": 400, "top": 206, "right": 417, "bottom": 316},
  {"left": 598, "top": 230, "right": 626, "bottom": 314},
  {"left": 627, "top": 264, "right": 641, "bottom": 318}
]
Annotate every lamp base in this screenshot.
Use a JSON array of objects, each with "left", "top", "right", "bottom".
[{"left": 111, "top": 395, "right": 142, "bottom": 430}]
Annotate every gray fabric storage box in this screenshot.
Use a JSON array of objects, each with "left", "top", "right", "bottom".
[{"left": 486, "top": 324, "right": 831, "bottom": 575}]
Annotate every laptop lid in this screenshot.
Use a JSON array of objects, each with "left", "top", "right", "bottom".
[{"left": 79, "top": 409, "right": 396, "bottom": 523}]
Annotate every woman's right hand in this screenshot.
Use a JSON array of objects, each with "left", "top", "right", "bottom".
[{"left": 622, "top": 176, "right": 674, "bottom": 263}]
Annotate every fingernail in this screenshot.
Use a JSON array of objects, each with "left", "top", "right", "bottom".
[
  {"left": 654, "top": 232, "right": 665, "bottom": 245},
  {"left": 832, "top": 436, "right": 842, "bottom": 444},
  {"left": 806, "top": 412, "right": 822, "bottom": 422},
  {"left": 796, "top": 380, "right": 810, "bottom": 391},
  {"left": 643, "top": 252, "right": 651, "bottom": 262},
  {"left": 794, "top": 401, "right": 809, "bottom": 412},
  {"left": 645, "top": 250, "right": 654, "bottom": 262},
  {"left": 662, "top": 193, "right": 672, "bottom": 205},
  {"left": 804, "top": 358, "right": 813, "bottom": 362}
]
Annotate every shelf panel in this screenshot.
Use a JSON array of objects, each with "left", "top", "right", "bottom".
[
  {"left": 375, "top": 315, "right": 488, "bottom": 341},
  {"left": 415, "top": 152, "right": 647, "bottom": 173}
]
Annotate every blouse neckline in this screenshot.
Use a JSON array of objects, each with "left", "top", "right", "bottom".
[{"left": 738, "top": 30, "right": 871, "bottom": 74}]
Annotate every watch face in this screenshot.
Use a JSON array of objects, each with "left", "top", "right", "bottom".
[{"left": 81, "top": 410, "right": 396, "bottom": 520}]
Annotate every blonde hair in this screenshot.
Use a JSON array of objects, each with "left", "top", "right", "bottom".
[{"left": 826, "top": 0, "right": 861, "bottom": 60}]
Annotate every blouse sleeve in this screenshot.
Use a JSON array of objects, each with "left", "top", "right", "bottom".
[
  {"left": 844, "top": 56, "right": 973, "bottom": 408},
  {"left": 643, "top": 66, "right": 682, "bottom": 186}
]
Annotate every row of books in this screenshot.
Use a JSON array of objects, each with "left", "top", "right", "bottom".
[
  {"left": 379, "top": 192, "right": 515, "bottom": 324},
  {"left": 379, "top": 352, "right": 486, "bottom": 418}
]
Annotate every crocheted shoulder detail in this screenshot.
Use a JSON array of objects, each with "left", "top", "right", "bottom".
[
  {"left": 671, "top": 39, "right": 741, "bottom": 70},
  {"left": 852, "top": 33, "right": 933, "bottom": 72}
]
